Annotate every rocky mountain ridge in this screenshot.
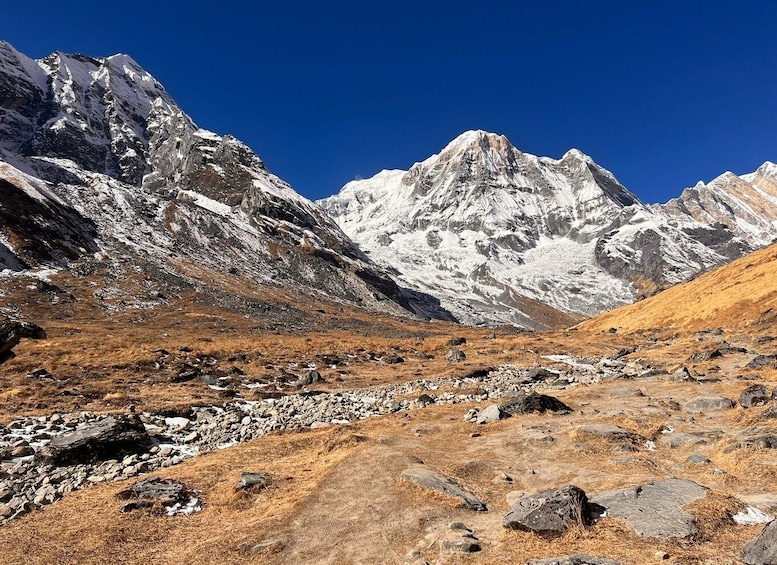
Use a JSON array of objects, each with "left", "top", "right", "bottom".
[
  {"left": 320, "top": 130, "right": 777, "bottom": 327},
  {"left": 0, "top": 41, "right": 449, "bottom": 321}
]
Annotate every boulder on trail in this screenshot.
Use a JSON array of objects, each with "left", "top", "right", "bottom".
[
  {"left": 36, "top": 414, "right": 152, "bottom": 466},
  {"left": 401, "top": 466, "right": 487, "bottom": 512}
]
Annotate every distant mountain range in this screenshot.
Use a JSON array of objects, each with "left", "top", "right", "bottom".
[
  {"left": 320, "top": 130, "right": 777, "bottom": 327},
  {"left": 1, "top": 42, "right": 775, "bottom": 328}
]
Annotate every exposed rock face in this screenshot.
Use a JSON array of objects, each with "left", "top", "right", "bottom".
[
  {"left": 0, "top": 41, "right": 449, "bottom": 322},
  {"left": 0, "top": 318, "right": 45, "bottom": 362},
  {"left": 527, "top": 557, "right": 623, "bottom": 565},
  {"left": 742, "top": 519, "right": 777, "bottom": 565},
  {"left": 590, "top": 479, "right": 707, "bottom": 538},
  {"left": 320, "top": 130, "right": 775, "bottom": 327},
  {"left": 400, "top": 466, "right": 488, "bottom": 512}
]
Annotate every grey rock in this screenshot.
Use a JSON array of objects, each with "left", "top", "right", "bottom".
[
  {"left": 725, "top": 435, "right": 777, "bottom": 453},
  {"left": 503, "top": 485, "right": 591, "bottom": 533},
  {"left": 0, "top": 318, "right": 46, "bottom": 363},
  {"left": 741, "top": 385, "right": 771, "bottom": 408},
  {"left": 476, "top": 404, "right": 506, "bottom": 424},
  {"left": 742, "top": 519, "right": 777, "bottom": 564},
  {"left": 761, "top": 405, "right": 777, "bottom": 420},
  {"left": 527, "top": 556, "right": 623, "bottom": 565},
  {"left": 684, "top": 396, "right": 735, "bottom": 413},
  {"left": 667, "top": 367, "right": 694, "bottom": 382},
  {"left": 499, "top": 392, "right": 571, "bottom": 415},
  {"left": 35, "top": 415, "right": 151, "bottom": 466},
  {"left": 686, "top": 454, "right": 711, "bottom": 464},
  {"left": 235, "top": 472, "right": 269, "bottom": 492},
  {"left": 400, "top": 466, "right": 487, "bottom": 512},
  {"left": 446, "top": 349, "right": 466, "bottom": 363},
  {"left": 116, "top": 477, "right": 192, "bottom": 507},
  {"left": 440, "top": 532, "right": 480, "bottom": 553},
  {"left": 590, "top": 478, "right": 707, "bottom": 538}
]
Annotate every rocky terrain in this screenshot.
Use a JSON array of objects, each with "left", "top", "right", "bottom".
[
  {"left": 2, "top": 41, "right": 777, "bottom": 564},
  {"left": 0, "top": 245, "right": 776, "bottom": 564},
  {"left": 320, "top": 130, "right": 777, "bottom": 327}
]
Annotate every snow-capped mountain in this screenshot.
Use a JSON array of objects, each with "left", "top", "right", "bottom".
[
  {"left": 0, "top": 42, "right": 449, "bottom": 320},
  {"left": 320, "top": 130, "right": 773, "bottom": 327}
]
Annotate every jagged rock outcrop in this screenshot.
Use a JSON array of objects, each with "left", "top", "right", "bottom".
[{"left": 0, "top": 41, "right": 449, "bottom": 321}]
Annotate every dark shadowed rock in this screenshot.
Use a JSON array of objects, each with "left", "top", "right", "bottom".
[
  {"left": 749, "top": 355, "right": 777, "bottom": 370},
  {"left": 503, "top": 485, "right": 590, "bottom": 533},
  {"left": 741, "top": 385, "right": 771, "bottom": 408},
  {"left": 590, "top": 478, "right": 707, "bottom": 538},
  {"left": 36, "top": 414, "right": 151, "bottom": 466},
  {"left": 401, "top": 466, "right": 487, "bottom": 511},
  {"left": 527, "top": 556, "right": 623, "bottom": 565},
  {"left": 117, "top": 477, "right": 194, "bottom": 513},
  {"left": 446, "top": 337, "right": 467, "bottom": 346},
  {"left": 0, "top": 319, "right": 46, "bottom": 362},
  {"left": 499, "top": 392, "right": 572, "bottom": 415},
  {"left": 667, "top": 367, "right": 694, "bottom": 382},
  {"left": 742, "top": 519, "right": 777, "bottom": 564}
]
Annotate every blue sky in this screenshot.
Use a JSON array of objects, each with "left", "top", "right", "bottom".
[{"left": 3, "top": 1, "right": 776, "bottom": 203}]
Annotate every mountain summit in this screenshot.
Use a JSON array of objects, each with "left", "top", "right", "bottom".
[
  {"left": 320, "top": 130, "right": 776, "bottom": 326},
  {"left": 0, "top": 42, "right": 448, "bottom": 320}
]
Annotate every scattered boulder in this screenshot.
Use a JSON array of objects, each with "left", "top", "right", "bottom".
[
  {"left": 446, "top": 337, "right": 466, "bottom": 346},
  {"left": 499, "top": 392, "right": 572, "bottom": 415},
  {"left": 741, "top": 385, "right": 771, "bottom": 408},
  {"left": 0, "top": 319, "right": 46, "bottom": 362},
  {"left": 725, "top": 435, "right": 777, "bottom": 453},
  {"left": 667, "top": 367, "right": 694, "bottom": 382},
  {"left": 590, "top": 478, "right": 707, "bottom": 538},
  {"left": 382, "top": 353, "right": 404, "bottom": 364},
  {"left": 440, "top": 523, "right": 480, "bottom": 553},
  {"left": 116, "top": 477, "right": 199, "bottom": 515},
  {"left": 401, "top": 466, "right": 487, "bottom": 512},
  {"left": 475, "top": 404, "right": 506, "bottom": 424},
  {"left": 36, "top": 414, "right": 152, "bottom": 466},
  {"left": 446, "top": 349, "right": 466, "bottom": 363},
  {"left": 684, "top": 396, "right": 735, "bottom": 413},
  {"left": 527, "top": 557, "right": 623, "bottom": 565},
  {"left": 748, "top": 355, "right": 777, "bottom": 370},
  {"left": 742, "top": 519, "right": 777, "bottom": 564},
  {"left": 761, "top": 405, "right": 777, "bottom": 420},
  {"left": 300, "top": 370, "right": 321, "bottom": 385},
  {"left": 503, "top": 485, "right": 591, "bottom": 534},
  {"left": 235, "top": 472, "right": 269, "bottom": 492}
]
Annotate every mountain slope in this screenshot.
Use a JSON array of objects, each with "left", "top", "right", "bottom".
[
  {"left": 320, "top": 130, "right": 767, "bottom": 326},
  {"left": 579, "top": 241, "right": 777, "bottom": 333},
  {"left": 0, "top": 42, "right": 449, "bottom": 320}
]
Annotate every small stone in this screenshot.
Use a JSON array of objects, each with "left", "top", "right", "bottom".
[
  {"left": 236, "top": 472, "right": 269, "bottom": 492},
  {"left": 654, "top": 550, "right": 669, "bottom": 560},
  {"left": 686, "top": 454, "right": 711, "bottom": 464},
  {"left": 446, "top": 349, "right": 466, "bottom": 363}
]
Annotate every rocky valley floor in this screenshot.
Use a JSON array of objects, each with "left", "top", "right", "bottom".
[{"left": 1, "top": 251, "right": 777, "bottom": 564}]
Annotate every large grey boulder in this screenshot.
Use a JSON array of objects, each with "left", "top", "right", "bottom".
[
  {"left": 503, "top": 485, "right": 590, "bottom": 533},
  {"left": 36, "top": 414, "right": 152, "bottom": 466},
  {"left": 590, "top": 478, "right": 706, "bottom": 538},
  {"left": 742, "top": 519, "right": 777, "bottom": 564},
  {"left": 741, "top": 385, "right": 771, "bottom": 408},
  {"left": 401, "top": 467, "right": 487, "bottom": 512},
  {"left": 684, "top": 396, "right": 735, "bottom": 412},
  {"left": 527, "top": 556, "right": 622, "bottom": 565}
]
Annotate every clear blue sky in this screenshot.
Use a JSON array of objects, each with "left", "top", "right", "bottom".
[{"left": 3, "top": 1, "right": 776, "bottom": 203}]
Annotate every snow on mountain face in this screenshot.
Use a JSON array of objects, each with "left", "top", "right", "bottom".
[
  {"left": 0, "top": 42, "right": 448, "bottom": 321},
  {"left": 320, "top": 130, "right": 767, "bottom": 327}
]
